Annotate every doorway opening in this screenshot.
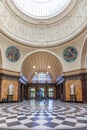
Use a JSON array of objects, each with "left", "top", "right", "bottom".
[{"left": 20, "top": 51, "right": 63, "bottom": 101}]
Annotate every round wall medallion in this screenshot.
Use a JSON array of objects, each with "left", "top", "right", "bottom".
[
  {"left": 6, "top": 46, "right": 20, "bottom": 62},
  {"left": 63, "top": 46, "right": 77, "bottom": 62}
]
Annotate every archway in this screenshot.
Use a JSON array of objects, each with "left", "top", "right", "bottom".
[
  {"left": 21, "top": 51, "right": 63, "bottom": 82},
  {"left": 86, "top": 55, "right": 87, "bottom": 68},
  {"left": 0, "top": 50, "right": 2, "bottom": 69},
  {"left": 81, "top": 37, "right": 87, "bottom": 69},
  {"left": 0, "top": 49, "right": 3, "bottom": 101},
  {"left": 20, "top": 51, "right": 63, "bottom": 100}
]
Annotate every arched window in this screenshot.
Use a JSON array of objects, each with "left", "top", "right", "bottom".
[{"left": 31, "top": 72, "right": 52, "bottom": 83}]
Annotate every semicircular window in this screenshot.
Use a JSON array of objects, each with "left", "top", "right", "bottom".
[{"left": 31, "top": 72, "right": 52, "bottom": 83}]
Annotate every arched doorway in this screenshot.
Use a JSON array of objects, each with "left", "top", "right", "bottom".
[
  {"left": 0, "top": 50, "right": 2, "bottom": 101},
  {"left": 20, "top": 51, "right": 63, "bottom": 100},
  {"left": 80, "top": 37, "right": 87, "bottom": 102},
  {"left": 81, "top": 37, "right": 87, "bottom": 68},
  {"left": 0, "top": 50, "right": 2, "bottom": 68}
]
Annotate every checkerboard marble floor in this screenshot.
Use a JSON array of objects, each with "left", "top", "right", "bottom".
[{"left": 0, "top": 100, "right": 87, "bottom": 130}]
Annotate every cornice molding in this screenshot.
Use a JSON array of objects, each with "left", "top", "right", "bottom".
[
  {"left": 0, "top": 73, "right": 19, "bottom": 80},
  {"left": 64, "top": 68, "right": 87, "bottom": 77},
  {"left": 0, "top": 68, "right": 20, "bottom": 77}
]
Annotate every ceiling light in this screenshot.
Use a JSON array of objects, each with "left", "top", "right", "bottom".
[
  {"left": 33, "top": 66, "right": 36, "bottom": 69},
  {"left": 48, "top": 66, "right": 51, "bottom": 69}
]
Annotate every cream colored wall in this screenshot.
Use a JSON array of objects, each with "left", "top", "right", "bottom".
[
  {"left": 0, "top": 28, "right": 87, "bottom": 73},
  {"left": 0, "top": 0, "right": 87, "bottom": 73},
  {"left": 0, "top": 34, "right": 35, "bottom": 72},
  {"left": 0, "top": 26, "right": 87, "bottom": 72},
  {"left": 50, "top": 29, "right": 87, "bottom": 72}
]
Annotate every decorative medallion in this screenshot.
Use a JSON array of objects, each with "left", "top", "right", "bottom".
[
  {"left": 63, "top": 46, "right": 77, "bottom": 62},
  {"left": 6, "top": 46, "right": 20, "bottom": 62}
]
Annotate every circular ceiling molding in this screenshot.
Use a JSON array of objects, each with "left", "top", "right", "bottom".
[
  {"left": 13, "top": 0, "right": 71, "bottom": 19},
  {"left": 5, "top": 0, "right": 76, "bottom": 24}
]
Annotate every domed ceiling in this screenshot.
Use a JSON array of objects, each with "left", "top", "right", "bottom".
[
  {"left": 0, "top": 0, "right": 87, "bottom": 47},
  {"left": 13, "top": 0, "right": 71, "bottom": 19}
]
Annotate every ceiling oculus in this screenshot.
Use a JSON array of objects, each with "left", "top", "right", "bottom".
[{"left": 13, "top": 0, "right": 71, "bottom": 19}]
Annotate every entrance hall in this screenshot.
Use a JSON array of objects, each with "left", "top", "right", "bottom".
[{"left": 0, "top": 0, "right": 87, "bottom": 129}]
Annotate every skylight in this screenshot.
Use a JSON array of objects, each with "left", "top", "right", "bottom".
[{"left": 13, "top": 0, "right": 71, "bottom": 19}]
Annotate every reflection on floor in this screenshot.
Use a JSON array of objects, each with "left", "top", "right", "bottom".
[{"left": 0, "top": 99, "right": 87, "bottom": 130}]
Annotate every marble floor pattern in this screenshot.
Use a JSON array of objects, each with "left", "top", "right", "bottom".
[{"left": 0, "top": 100, "right": 87, "bottom": 130}]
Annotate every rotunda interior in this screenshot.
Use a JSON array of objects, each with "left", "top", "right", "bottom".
[{"left": 0, "top": 0, "right": 87, "bottom": 129}]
